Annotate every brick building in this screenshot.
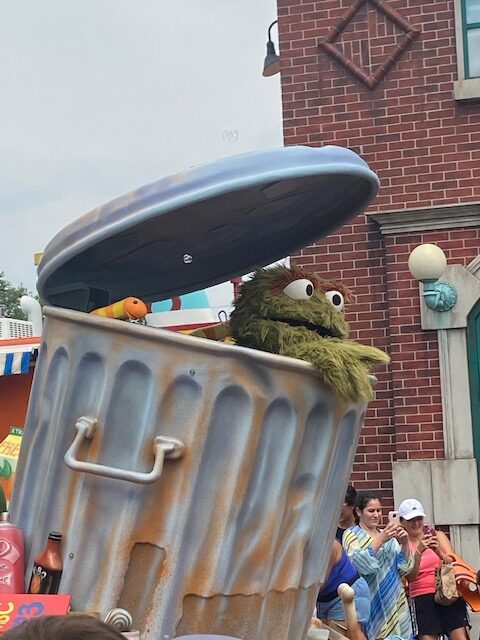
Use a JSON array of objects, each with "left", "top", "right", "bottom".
[{"left": 275, "top": 0, "right": 480, "bottom": 566}]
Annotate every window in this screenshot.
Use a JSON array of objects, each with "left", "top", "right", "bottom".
[
  {"left": 454, "top": 0, "right": 480, "bottom": 99},
  {"left": 462, "top": 0, "right": 480, "bottom": 78}
]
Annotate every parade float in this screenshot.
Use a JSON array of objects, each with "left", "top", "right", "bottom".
[{"left": 10, "top": 145, "right": 384, "bottom": 640}]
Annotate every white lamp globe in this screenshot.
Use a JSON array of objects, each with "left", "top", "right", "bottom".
[{"left": 408, "top": 243, "right": 447, "bottom": 281}]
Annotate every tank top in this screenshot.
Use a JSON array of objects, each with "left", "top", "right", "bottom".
[
  {"left": 319, "top": 547, "right": 358, "bottom": 599},
  {"left": 408, "top": 545, "right": 442, "bottom": 597}
]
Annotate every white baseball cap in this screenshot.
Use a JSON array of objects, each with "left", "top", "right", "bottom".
[{"left": 398, "top": 498, "right": 427, "bottom": 520}]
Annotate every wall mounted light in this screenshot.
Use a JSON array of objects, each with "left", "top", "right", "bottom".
[
  {"left": 263, "top": 20, "right": 280, "bottom": 77},
  {"left": 408, "top": 243, "right": 457, "bottom": 312}
]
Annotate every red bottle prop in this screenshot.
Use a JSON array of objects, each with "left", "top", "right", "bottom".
[
  {"left": 0, "top": 511, "right": 25, "bottom": 593},
  {"left": 28, "top": 532, "right": 63, "bottom": 595}
]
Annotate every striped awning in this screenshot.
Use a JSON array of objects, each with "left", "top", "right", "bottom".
[{"left": 0, "top": 338, "right": 41, "bottom": 376}]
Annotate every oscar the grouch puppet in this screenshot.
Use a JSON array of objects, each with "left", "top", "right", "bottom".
[{"left": 229, "top": 265, "right": 389, "bottom": 402}]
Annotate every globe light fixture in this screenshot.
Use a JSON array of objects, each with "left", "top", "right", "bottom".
[{"left": 408, "top": 243, "right": 457, "bottom": 312}]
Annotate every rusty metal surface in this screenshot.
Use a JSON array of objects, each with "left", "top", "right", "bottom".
[{"left": 11, "top": 307, "right": 368, "bottom": 640}]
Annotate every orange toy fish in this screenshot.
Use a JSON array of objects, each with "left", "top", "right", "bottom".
[{"left": 90, "top": 297, "right": 148, "bottom": 321}]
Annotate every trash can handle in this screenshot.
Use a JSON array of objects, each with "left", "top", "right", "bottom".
[{"left": 64, "top": 416, "right": 184, "bottom": 484}]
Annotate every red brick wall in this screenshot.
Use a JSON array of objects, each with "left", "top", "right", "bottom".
[
  {"left": 277, "top": 0, "right": 480, "bottom": 509},
  {"left": 278, "top": 0, "right": 480, "bottom": 210},
  {"left": 294, "top": 218, "right": 480, "bottom": 512}
]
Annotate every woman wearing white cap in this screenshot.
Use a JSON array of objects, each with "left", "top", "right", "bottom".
[{"left": 398, "top": 498, "right": 469, "bottom": 640}]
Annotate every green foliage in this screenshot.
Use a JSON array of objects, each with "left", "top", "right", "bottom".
[{"left": 0, "top": 271, "right": 31, "bottom": 320}]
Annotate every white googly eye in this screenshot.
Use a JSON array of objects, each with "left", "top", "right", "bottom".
[
  {"left": 325, "top": 290, "right": 345, "bottom": 311},
  {"left": 282, "top": 279, "right": 314, "bottom": 300}
]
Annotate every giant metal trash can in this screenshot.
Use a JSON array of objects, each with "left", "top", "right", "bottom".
[{"left": 11, "top": 146, "right": 380, "bottom": 640}]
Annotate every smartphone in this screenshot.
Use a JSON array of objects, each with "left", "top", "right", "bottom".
[
  {"left": 388, "top": 510, "right": 400, "bottom": 525},
  {"left": 423, "top": 523, "right": 435, "bottom": 535}
]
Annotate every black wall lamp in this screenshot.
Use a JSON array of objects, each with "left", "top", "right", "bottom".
[{"left": 262, "top": 20, "right": 280, "bottom": 77}]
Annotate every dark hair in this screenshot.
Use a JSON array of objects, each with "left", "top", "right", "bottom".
[
  {"left": 1, "top": 615, "right": 125, "bottom": 640},
  {"left": 355, "top": 491, "right": 382, "bottom": 512},
  {"left": 345, "top": 484, "right": 357, "bottom": 506}
]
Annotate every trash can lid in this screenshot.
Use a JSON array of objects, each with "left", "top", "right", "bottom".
[{"left": 37, "top": 145, "right": 379, "bottom": 311}]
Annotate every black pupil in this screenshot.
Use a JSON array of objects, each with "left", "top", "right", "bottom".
[
  {"left": 306, "top": 284, "right": 313, "bottom": 296},
  {"left": 332, "top": 293, "right": 341, "bottom": 306}
]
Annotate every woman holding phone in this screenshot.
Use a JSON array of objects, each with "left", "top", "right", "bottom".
[
  {"left": 343, "top": 491, "right": 414, "bottom": 640},
  {"left": 398, "top": 498, "right": 469, "bottom": 640}
]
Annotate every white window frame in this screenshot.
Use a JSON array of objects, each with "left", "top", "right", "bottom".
[{"left": 454, "top": 0, "right": 480, "bottom": 100}]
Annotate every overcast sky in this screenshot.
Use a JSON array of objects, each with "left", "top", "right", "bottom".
[{"left": 0, "top": 0, "right": 283, "bottom": 293}]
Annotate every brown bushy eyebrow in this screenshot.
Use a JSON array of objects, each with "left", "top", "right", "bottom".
[{"left": 268, "top": 265, "right": 354, "bottom": 301}]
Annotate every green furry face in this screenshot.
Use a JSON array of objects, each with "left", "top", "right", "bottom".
[
  {"left": 229, "top": 265, "right": 350, "bottom": 351},
  {"left": 228, "top": 264, "right": 389, "bottom": 401}
]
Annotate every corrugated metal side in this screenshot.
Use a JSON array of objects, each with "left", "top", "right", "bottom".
[{"left": 12, "top": 307, "right": 367, "bottom": 640}]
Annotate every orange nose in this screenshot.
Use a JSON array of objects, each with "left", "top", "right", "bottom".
[{"left": 124, "top": 297, "right": 148, "bottom": 319}]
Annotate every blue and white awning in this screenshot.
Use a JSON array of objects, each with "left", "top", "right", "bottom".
[{"left": 0, "top": 344, "right": 39, "bottom": 376}]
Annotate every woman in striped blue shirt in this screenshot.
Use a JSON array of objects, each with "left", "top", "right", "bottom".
[{"left": 343, "top": 491, "right": 414, "bottom": 640}]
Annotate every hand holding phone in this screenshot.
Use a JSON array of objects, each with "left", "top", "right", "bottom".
[
  {"left": 423, "top": 523, "right": 435, "bottom": 536},
  {"left": 388, "top": 510, "right": 400, "bottom": 525}
]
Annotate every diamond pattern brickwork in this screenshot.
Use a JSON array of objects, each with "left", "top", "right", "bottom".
[{"left": 318, "top": 0, "right": 420, "bottom": 89}]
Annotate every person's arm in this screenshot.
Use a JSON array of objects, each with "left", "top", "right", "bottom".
[
  {"left": 369, "top": 522, "right": 398, "bottom": 554},
  {"left": 332, "top": 539, "right": 343, "bottom": 564},
  {"left": 318, "top": 541, "right": 343, "bottom": 594},
  {"left": 394, "top": 526, "right": 415, "bottom": 575},
  {"left": 433, "top": 530, "right": 455, "bottom": 563},
  {"left": 406, "top": 536, "right": 430, "bottom": 581},
  {"left": 398, "top": 531, "right": 410, "bottom": 557}
]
